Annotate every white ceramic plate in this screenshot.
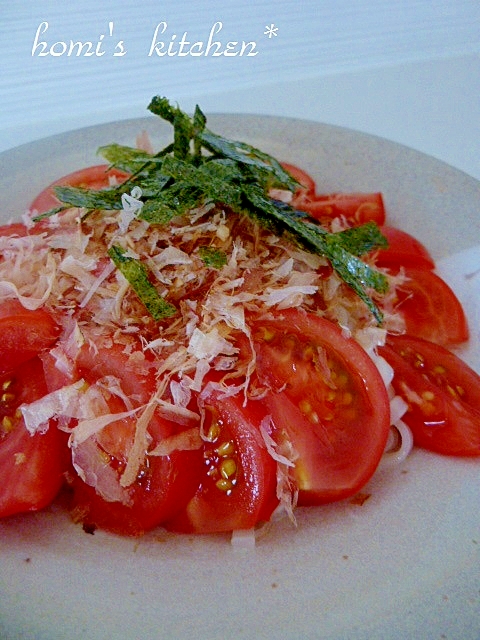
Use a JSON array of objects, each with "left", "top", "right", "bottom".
[{"left": 0, "top": 116, "right": 479, "bottom": 640}]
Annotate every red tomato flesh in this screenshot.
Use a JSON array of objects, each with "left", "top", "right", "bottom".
[
  {"left": 251, "top": 309, "right": 391, "bottom": 504},
  {"left": 293, "top": 192, "right": 386, "bottom": 226},
  {"left": 0, "top": 222, "right": 30, "bottom": 238},
  {"left": 67, "top": 343, "right": 204, "bottom": 537},
  {"left": 379, "top": 335, "right": 480, "bottom": 456},
  {"left": 70, "top": 444, "right": 204, "bottom": 537},
  {"left": 281, "top": 162, "right": 317, "bottom": 195},
  {"left": 391, "top": 267, "right": 469, "bottom": 346},
  {"left": 280, "top": 162, "right": 386, "bottom": 226},
  {"left": 0, "top": 357, "right": 68, "bottom": 517},
  {"left": 29, "top": 164, "right": 130, "bottom": 215},
  {"left": 0, "top": 300, "right": 60, "bottom": 374},
  {"left": 374, "top": 226, "right": 436, "bottom": 270},
  {"left": 165, "top": 389, "right": 278, "bottom": 534}
]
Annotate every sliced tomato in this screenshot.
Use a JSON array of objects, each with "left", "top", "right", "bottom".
[
  {"left": 164, "top": 388, "right": 278, "bottom": 534},
  {"left": 0, "top": 222, "right": 29, "bottom": 238},
  {"left": 280, "top": 162, "right": 317, "bottom": 195},
  {"left": 0, "top": 217, "right": 54, "bottom": 238},
  {"left": 0, "top": 300, "right": 60, "bottom": 374},
  {"left": 70, "top": 443, "right": 203, "bottom": 537},
  {"left": 0, "top": 219, "right": 55, "bottom": 237},
  {"left": 294, "top": 192, "right": 386, "bottom": 226},
  {"left": 279, "top": 163, "right": 386, "bottom": 226},
  {"left": 67, "top": 342, "right": 203, "bottom": 537},
  {"left": 251, "top": 309, "right": 391, "bottom": 505},
  {"left": 29, "top": 164, "right": 130, "bottom": 215},
  {"left": 0, "top": 357, "right": 68, "bottom": 517},
  {"left": 391, "top": 267, "right": 469, "bottom": 346},
  {"left": 379, "top": 335, "right": 480, "bottom": 456},
  {"left": 373, "top": 226, "right": 435, "bottom": 270}
]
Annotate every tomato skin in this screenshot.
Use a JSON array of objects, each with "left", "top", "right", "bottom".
[
  {"left": 0, "top": 221, "right": 53, "bottom": 237},
  {"left": 293, "top": 192, "right": 386, "bottom": 226},
  {"left": 374, "top": 226, "right": 436, "bottom": 270},
  {"left": 391, "top": 267, "right": 469, "bottom": 346},
  {"left": 0, "top": 357, "right": 68, "bottom": 517},
  {"left": 66, "top": 342, "right": 204, "bottom": 537},
  {"left": 29, "top": 164, "right": 130, "bottom": 215},
  {"left": 379, "top": 335, "right": 480, "bottom": 456},
  {"left": 0, "top": 222, "right": 30, "bottom": 237},
  {"left": 280, "top": 162, "right": 386, "bottom": 226},
  {"left": 165, "top": 389, "right": 278, "bottom": 534},
  {"left": 251, "top": 309, "right": 391, "bottom": 505},
  {"left": 74, "top": 341, "right": 153, "bottom": 402},
  {"left": 281, "top": 162, "right": 317, "bottom": 195},
  {"left": 70, "top": 447, "right": 203, "bottom": 537},
  {"left": 0, "top": 300, "right": 60, "bottom": 374}
]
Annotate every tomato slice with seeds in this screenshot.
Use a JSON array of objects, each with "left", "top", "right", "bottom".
[
  {"left": 379, "top": 335, "right": 480, "bottom": 456},
  {"left": 66, "top": 343, "right": 204, "bottom": 537},
  {"left": 251, "top": 309, "right": 391, "bottom": 505},
  {"left": 0, "top": 357, "right": 68, "bottom": 518},
  {"left": 164, "top": 389, "right": 278, "bottom": 534},
  {"left": 29, "top": 164, "right": 130, "bottom": 215},
  {"left": 391, "top": 267, "right": 469, "bottom": 346},
  {"left": 0, "top": 300, "right": 60, "bottom": 375},
  {"left": 70, "top": 442, "right": 203, "bottom": 537}
]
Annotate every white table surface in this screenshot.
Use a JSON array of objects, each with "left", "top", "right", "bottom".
[{"left": 1, "top": 1, "right": 479, "bottom": 180}]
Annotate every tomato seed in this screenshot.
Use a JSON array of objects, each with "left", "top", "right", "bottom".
[
  {"left": 14, "top": 452, "right": 26, "bottom": 465},
  {"left": 216, "top": 478, "right": 233, "bottom": 492},
  {"left": 302, "top": 345, "right": 315, "bottom": 362},
  {"left": 299, "top": 399, "right": 312, "bottom": 414},
  {"left": 432, "top": 365, "right": 446, "bottom": 375},
  {"left": 336, "top": 373, "right": 349, "bottom": 388},
  {"left": 206, "top": 422, "right": 221, "bottom": 442},
  {"left": 99, "top": 450, "right": 111, "bottom": 464},
  {"left": 259, "top": 326, "right": 275, "bottom": 342},
  {"left": 215, "top": 440, "right": 235, "bottom": 457},
  {"left": 413, "top": 354, "right": 425, "bottom": 369},
  {"left": 2, "top": 416, "right": 14, "bottom": 432},
  {"left": 447, "top": 385, "right": 461, "bottom": 399},
  {"left": 219, "top": 458, "right": 237, "bottom": 479}
]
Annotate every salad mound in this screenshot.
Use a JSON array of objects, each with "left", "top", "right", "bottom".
[{"left": 0, "top": 97, "right": 478, "bottom": 538}]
